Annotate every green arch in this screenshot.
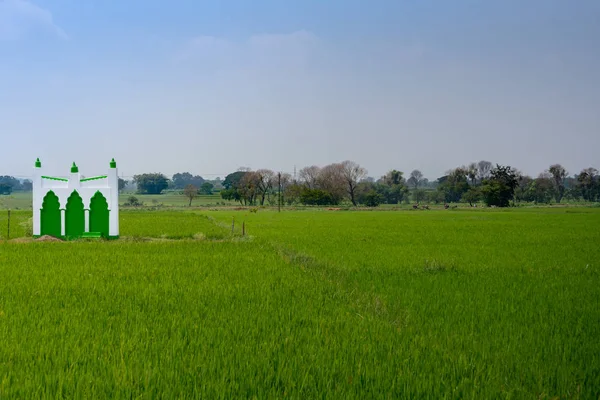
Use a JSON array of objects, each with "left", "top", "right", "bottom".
[
  {"left": 89, "top": 191, "right": 110, "bottom": 238},
  {"left": 41, "top": 191, "right": 61, "bottom": 238},
  {"left": 65, "top": 191, "right": 85, "bottom": 238}
]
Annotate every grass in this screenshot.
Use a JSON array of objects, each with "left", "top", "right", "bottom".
[
  {"left": 0, "top": 191, "right": 236, "bottom": 210},
  {"left": 0, "top": 208, "right": 599, "bottom": 398}
]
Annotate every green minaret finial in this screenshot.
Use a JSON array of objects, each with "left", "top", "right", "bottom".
[
  {"left": 35, "top": 158, "right": 41, "bottom": 168},
  {"left": 110, "top": 158, "right": 117, "bottom": 168},
  {"left": 71, "top": 162, "right": 79, "bottom": 173}
]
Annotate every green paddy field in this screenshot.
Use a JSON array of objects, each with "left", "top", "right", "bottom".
[{"left": 0, "top": 207, "right": 599, "bottom": 398}]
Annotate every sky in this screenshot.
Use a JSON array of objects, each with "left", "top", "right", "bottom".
[{"left": 1, "top": 0, "right": 599, "bottom": 181}]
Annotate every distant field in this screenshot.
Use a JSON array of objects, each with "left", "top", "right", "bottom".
[
  {"left": 1, "top": 208, "right": 599, "bottom": 397},
  {"left": 0, "top": 191, "right": 236, "bottom": 210}
]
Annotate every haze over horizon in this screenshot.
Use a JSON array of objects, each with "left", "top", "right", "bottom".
[{"left": 1, "top": 0, "right": 598, "bottom": 181}]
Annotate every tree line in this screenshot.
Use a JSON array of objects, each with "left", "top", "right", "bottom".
[
  {"left": 2, "top": 161, "right": 599, "bottom": 207},
  {"left": 217, "top": 161, "right": 600, "bottom": 207},
  {"left": 0, "top": 176, "right": 32, "bottom": 195}
]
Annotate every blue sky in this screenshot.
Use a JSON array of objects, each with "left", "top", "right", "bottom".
[{"left": 1, "top": 0, "right": 599, "bottom": 180}]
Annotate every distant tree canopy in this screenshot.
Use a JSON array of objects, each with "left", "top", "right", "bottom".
[
  {"left": 21, "top": 179, "right": 33, "bottom": 192},
  {"left": 0, "top": 183, "right": 12, "bottom": 195},
  {"left": 576, "top": 168, "right": 599, "bottom": 202},
  {"left": 0, "top": 176, "right": 21, "bottom": 194},
  {"left": 118, "top": 178, "right": 127, "bottom": 192},
  {"left": 437, "top": 168, "right": 469, "bottom": 203},
  {"left": 134, "top": 173, "right": 169, "bottom": 195},
  {"left": 223, "top": 171, "right": 247, "bottom": 190},
  {"left": 199, "top": 182, "right": 214, "bottom": 195},
  {"left": 480, "top": 165, "right": 519, "bottom": 207},
  {"left": 172, "top": 172, "right": 205, "bottom": 190}
]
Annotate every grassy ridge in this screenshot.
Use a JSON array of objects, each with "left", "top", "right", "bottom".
[{"left": 0, "top": 208, "right": 599, "bottom": 397}]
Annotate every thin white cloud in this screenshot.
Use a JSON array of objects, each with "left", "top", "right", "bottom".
[{"left": 0, "top": 0, "right": 67, "bottom": 40}]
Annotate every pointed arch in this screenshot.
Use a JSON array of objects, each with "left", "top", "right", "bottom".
[
  {"left": 41, "top": 191, "right": 61, "bottom": 237},
  {"left": 65, "top": 190, "right": 84, "bottom": 238},
  {"left": 89, "top": 191, "right": 109, "bottom": 237}
]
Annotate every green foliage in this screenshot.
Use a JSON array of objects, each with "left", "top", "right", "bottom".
[
  {"left": 548, "top": 164, "right": 568, "bottom": 203},
  {"left": 199, "top": 182, "right": 214, "bottom": 195},
  {"left": 220, "top": 188, "right": 241, "bottom": 203},
  {"left": 427, "top": 190, "right": 446, "bottom": 204},
  {"left": 124, "top": 196, "right": 143, "bottom": 207},
  {"left": 0, "top": 176, "right": 21, "bottom": 193},
  {"left": 0, "top": 183, "right": 12, "bottom": 195},
  {"left": 437, "top": 168, "right": 470, "bottom": 203},
  {"left": 133, "top": 173, "right": 169, "bottom": 195},
  {"left": 0, "top": 209, "right": 599, "bottom": 397},
  {"left": 118, "top": 178, "right": 127, "bottom": 192},
  {"left": 362, "top": 190, "right": 383, "bottom": 207},
  {"left": 299, "top": 188, "right": 336, "bottom": 205},
  {"left": 461, "top": 187, "right": 481, "bottom": 206},
  {"left": 480, "top": 164, "right": 518, "bottom": 207},
  {"left": 577, "top": 168, "right": 600, "bottom": 202},
  {"left": 528, "top": 177, "right": 555, "bottom": 204},
  {"left": 183, "top": 184, "right": 198, "bottom": 206},
  {"left": 411, "top": 188, "right": 427, "bottom": 203},
  {"left": 223, "top": 171, "right": 247, "bottom": 189},
  {"left": 172, "top": 172, "right": 205, "bottom": 190}
]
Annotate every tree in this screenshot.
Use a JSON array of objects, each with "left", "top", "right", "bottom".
[
  {"left": 528, "top": 174, "right": 555, "bottom": 204},
  {"left": 377, "top": 170, "right": 408, "bottom": 204},
  {"left": 220, "top": 188, "right": 241, "bottom": 203},
  {"left": 317, "top": 163, "right": 346, "bottom": 204},
  {"left": 576, "top": 168, "right": 599, "bottom": 202},
  {"left": 381, "top": 170, "right": 405, "bottom": 186},
  {"left": 133, "top": 173, "right": 169, "bottom": 194},
  {"left": 298, "top": 166, "right": 321, "bottom": 189},
  {"left": 118, "top": 178, "right": 127, "bottom": 192},
  {"left": 437, "top": 168, "right": 469, "bottom": 203},
  {"left": 284, "top": 182, "right": 304, "bottom": 205},
  {"left": 199, "top": 182, "right": 214, "bottom": 195},
  {"left": 480, "top": 164, "right": 518, "bottom": 207},
  {"left": 0, "top": 176, "right": 20, "bottom": 192},
  {"left": 124, "top": 196, "right": 142, "bottom": 207},
  {"left": 363, "top": 191, "right": 382, "bottom": 207},
  {"left": 0, "top": 183, "right": 12, "bottom": 195},
  {"left": 172, "top": 172, "right": 204, "bottom": 189},
  {"left": 21, "top": 179, "right": 33, "bottom": 192},
  {"left": 461, "top": 187, "right": 481, "bottom": 206},
  {"left": 255, "top": 169, "right": 275, "bottom": 205},
  {"left": 477, "top": 161, "right": 493, "bottom": 182},
  {"left": 223, "top": 171, "right": 247, "bottom": 189},
  {"left": 513, "top": 175, "right": 532, "bottom": 203},
  {"left": 238, "top": 171, "right": 260, "bottom": 205},
  {"left": 278, "top": 173, "right": 293, "bottom": 205},
  {"left": 412, "top": 188, "right": 427, "bottom": 203},
  {"left": 407, "top": 169, "right": 423, "bottom": 189},
  {"left": 427, "top": 190, "right": 446, "bottom": 204},
  {"left": 299, "top": 188, "right": 335, "bottom": 206},
  {"left": 340, "top": 160, "right": 367, "bottom": 206},
  {"left": 466, "top": 163, "right": 478, "bottom": 185},
  {"left": 184, "top": 184, "right": 198, "bottom": 206},
  {"left": 548, "top": 164, "right": 568, "bottom": 203}
]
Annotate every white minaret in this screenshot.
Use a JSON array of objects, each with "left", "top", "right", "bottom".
[
  {"left": 32, "top": 158, "right": 43, "bottom": 236},
  {"left": 108, "top": 158, "right": 120, "bottom": 237}
]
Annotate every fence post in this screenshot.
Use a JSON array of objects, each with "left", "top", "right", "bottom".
[
  {"left": 7, "top": 210, "right": 10, "bottom": 240},
  {"left": 232, "top": 217, "right": 235, "bottom": 234},
  {"left": 242, "top": 221, "right": 245, "bottom": 237}
]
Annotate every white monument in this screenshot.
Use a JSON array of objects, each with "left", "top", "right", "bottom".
[{"left": 32, "top": 158, "right": 120, "bottom": 239}]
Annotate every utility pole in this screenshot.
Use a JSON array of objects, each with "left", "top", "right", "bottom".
[{"left": 278, "top": 172, "right": 281, "bottom": 212}]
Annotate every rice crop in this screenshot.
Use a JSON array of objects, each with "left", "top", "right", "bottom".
[{"left": 0, "top": 208, "right": 598, "bottom": 398}]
